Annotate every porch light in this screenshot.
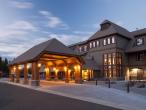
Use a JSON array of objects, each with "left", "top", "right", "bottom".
[
  {"left": 18, "top": 65, "right": 22, "bottom": 70},
  {"left": 64, "top": 66, "right": 67, "bottom": 72},
  {"left": 27, "top": 64, "right": 30, "bottom": 69},
  {"left": 13, "top": 67, "right": 16, "bottom": 71},
  {"left": 53, "top": 67, "right": 56, "bottom": 71},
  {"left": 45, "top": 68, "right": 49, "bottom": 72},
  {"left": 74, "top": 66, "right": 77, "bottom": 70},
  {"left": 38, "top": 63, "right": 41, "bottom": 67}
]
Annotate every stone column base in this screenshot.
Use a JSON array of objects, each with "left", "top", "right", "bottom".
[
  {"left": 15, "top": 79, "right": 20, "bottom": 83},
  {"left": 23, "top": 80, "right": 29, "bottom": 84},
  {"left": 31, "top": 80, "right": 40, "bottom": 86}
]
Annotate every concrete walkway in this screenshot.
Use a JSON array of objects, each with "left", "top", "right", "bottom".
[{"left": 0, "top": 79, "right": 146, "bottom": 110}]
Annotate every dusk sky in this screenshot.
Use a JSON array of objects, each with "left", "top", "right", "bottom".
[{"left": 0, "top": 0, "right": 146, "bottom": 59}]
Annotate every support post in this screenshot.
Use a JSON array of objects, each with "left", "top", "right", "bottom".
[
  {"left": 23, "top": 64, "right": 28, "bottom": 84},
  {"left": 75, "top": 65, "right": 83, "bottom": 84},
  {"left": 15, "top": 66, "right": 20, "bottom": 83},
  {"left": 31, "top": 62, "right": 40, "bottom": 86},
  {"left": 65, "top": 66, "right": 69, "bottom": 83}
]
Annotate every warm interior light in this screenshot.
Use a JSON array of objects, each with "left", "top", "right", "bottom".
[
  {"left": 132, "top": 68, "right": 139, "bottom": 72},
  {"left": 38, "top": 63, "right": 41, "bottom": 67},
  {"left": 45, "top": 68, "right": 49, "bottom": 72},
  {"left": 18, "top": 65, "right": 22, "bottom": 70},
  {"left": 53, "top": 67, "right": 56, "bottom": 71},
  {"left": 74, "top": 66, "right": 77, "bottom": 70},
  {"left": 64, "top": 66, "right": 67, "bottom": 71},
  {"left": 27, "top": 64, "right": 30, "bottom": 69},
  {"left": 13, "top": 67, "right": 16, "bottom": 71}
]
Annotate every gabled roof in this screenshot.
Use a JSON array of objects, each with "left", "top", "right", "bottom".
[
  {"left": 10, "top": 38, "right": 78, "bottom": 65},
  {"left": 88, "top": 20, "right": 132, "bottom": 41},
  {"left": 131, "top": 28, "right": 146, "bottom": 36}
]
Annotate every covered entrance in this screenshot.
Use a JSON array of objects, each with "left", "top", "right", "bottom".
[{"left": 9, "top": 38, "right": 83, "bottom": 86}]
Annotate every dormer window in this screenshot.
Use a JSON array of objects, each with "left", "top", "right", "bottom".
[
  {"left": 136, "top": 38, "right": 144, "bottom": 46},
  {"left": 112, "top": 37, "right": 115, "bottom": 44}
]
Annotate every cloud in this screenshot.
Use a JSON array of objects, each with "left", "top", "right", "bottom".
[
  {"left": 6, "top": 20, "right": 38, "bottom": 31},
  {"left": 48, "top": 33, "right": 88, "bottom": 45},
  {"left": 9, "top": 1, "right": 33, "bottom": 9},
  {"left": 39, "top": 10, "right": 69, "bottom": 29},
  {"left": 73, "top": 31, "right": 93, "bottom": 35}
]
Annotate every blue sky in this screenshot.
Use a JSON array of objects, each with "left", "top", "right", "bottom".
[{"left": 0, "top": 0, "right": 146, "bottom": 59}]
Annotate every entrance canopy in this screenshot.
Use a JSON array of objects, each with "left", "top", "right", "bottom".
[
  {"left": 9, "top": 38, "right": 84, "bottom": 85},
  {"left": 9, "top": 38, "right": 83, "bottom": 66}
]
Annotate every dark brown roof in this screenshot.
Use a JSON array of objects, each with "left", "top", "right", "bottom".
[
  {"left": 88, "top": 20, "right": 132, "bottom": 41},
  {"left": 83, "top": 58, "right": 99, "bottom": 70},
  {"left": 131, "top": 28, "right": 146, "bottom": 36},
  {"left": 10, "top": 38, "right": 78, "bottom": 65}
]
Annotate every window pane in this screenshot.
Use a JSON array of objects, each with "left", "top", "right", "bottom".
[
  {"left": 103, "top": 39, "right": 106, "bottom": 45},
  {"left": 107, "top": 38, "right": 111, "bottom": 44},
  {"left": 112, "top": 37, "right": 115, "bottom": 43}
]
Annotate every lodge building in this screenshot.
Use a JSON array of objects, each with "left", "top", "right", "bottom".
[{"left": 9, "top": 20, "right": 146, "bottom": 86}]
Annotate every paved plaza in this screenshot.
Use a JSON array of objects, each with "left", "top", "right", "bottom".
[{"left": 0, "top": 82, "right": 121, "bottom": 110}]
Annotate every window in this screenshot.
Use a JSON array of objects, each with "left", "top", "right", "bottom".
[
  {"left": 96, "top": 40, "right": 99, "bottom": 47},
  {"left": 79, "top": 47, "right": 82, "bottom": 52},
  {"left": 136, "top": 38, "right": 144, "bottom": 46},
  {"left": 107, "top": 38, "right": 111, "bottom": 44},
  {"left": 112, "top": 37, "right": 115, "bottom": 44},
  {"left": 136, "top": 52, "right": 145, "bottom": 61},
  {"left": 89, "top": 42, "right": 92, "bottom": 48},
  {"left": 93, "top": 42, "right": 96, "bottom": 48},
  {"left": 103, "top": 52, "right": 122, "bottom": 78},
  {"left": 84, "top": 45, "right": 87, "bottom": 51},
  {"left": 103, "top": 39, "right": 106, "bottom": 45}
]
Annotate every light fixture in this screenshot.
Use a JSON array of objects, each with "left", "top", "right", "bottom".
[
  {"left": 64, "top": 66, "right": 67, "bottom": 72},
  {"left": 18, "top": 65, "right": 22, "bottom": 70},
  {"left": 27, "top": 64, "right": 30, "bottom": 69},
  {"left": 38, "top": 63, "right": 41, "bottom": 67}
]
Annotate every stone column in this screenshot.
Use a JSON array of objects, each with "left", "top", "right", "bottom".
[
  {"left": 65, "top": 66, "right": 69, "bottom": 83},
  {"left": 9, "top": 66, "right": 14, "bottom": 82},
  {"left": 45, "top": 65, "right": 50, "bottom": 80},
  {"left": 54, "top": 68, "right": 58, "bottom": 80},
  {"left": 15, "top": 66, "right": 20, "bottom": 83},
  {"left": 74, "top": 65, "right": 83, "bottom": 84},
  {"left": 31, "top": 62, "right": 40, "bottom": 86},
  {"left": 23, "top": 64, "right": 28, "bottom": 84}
]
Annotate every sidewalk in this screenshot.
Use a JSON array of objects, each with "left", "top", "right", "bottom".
[{"left": 0, "top": 79, "right": 146, "bottom": 110}]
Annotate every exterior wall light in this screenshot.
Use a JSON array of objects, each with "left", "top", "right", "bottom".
[
  {"left": 64, "top": 66, "right": 67, "bottom": 72},
  {"left": 38, "top": 63, "right": 41, "bottom": 67},
  {"left": 18, "top": 65, "right": 22, "bottom": 70}
]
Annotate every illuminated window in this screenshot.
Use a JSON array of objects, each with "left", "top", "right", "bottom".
[
  {"left": 107, "top": 38, "right": 111, "bottom": 44},
  {"left": 103, "top": 39, "right": 106, "bottom": 45},
  {"left": 93, "top": 41, "right": 96, "bottom": 48},
  {"left": 79, "top": 47, "right": 82, "bottom": 52},
  {"left": 84, "top": 45, "right": 87, "bottom": 51},
  {"left": 112, "top": 37, "right": 115, "bottom": 44},
  {"left": 90, "top": 42, "right": 92, "bottom": 48},
  {"left": 96, "top": 40, "right": 99, "bottom": 47},
  {"left": 136, "top": 38, "right": 144, "bottom": 46}
]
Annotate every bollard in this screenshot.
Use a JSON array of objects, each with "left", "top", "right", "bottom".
[
  {"left": 96, "top": 79, "right": 98, "bottom": 86},
  {"left": 127, "top": 81, "right": 130, "bottom": 93},
  {"left": 108, "top": 78, "right": 111, "bottom": 88}
]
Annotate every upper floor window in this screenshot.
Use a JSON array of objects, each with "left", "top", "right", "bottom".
[
  {"left": 93, "top": 41, "right": 96, "bottom": 48},
  {"left": 136, "top": 52, "right": 145, "bottom": 61},
  {"left": 111, "top": 37, "right": 115, "bottom": 44},
  {"left": 84, "top": 45, "right": 87, "bottom": 51},
  {"left": 96, "top": 40, "right": 99, "bottom": 47},
  {"left": 103, "top": 39, "right": 106, "bottom": 45},
  {"left": 136, "top": 38, "right": 144, "bottom": 46},
  {"left": 107, "top": 38, "right": 111, "bottom": 44},
  {"left": 79, "top": 47, "right": 82, "bottom": 52},
  {"left": 90, "top": 42, "right": 92, "bottom": 48}
]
